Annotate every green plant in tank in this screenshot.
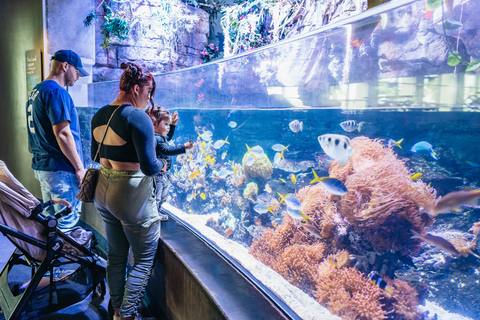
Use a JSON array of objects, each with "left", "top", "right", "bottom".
[
  {"left": 100, "top": 3, "right": 132, "bottom": 50},
  {"left": 220, "top": 0, "right": 308, "bottom": 56},
  {"left": 83, "top": 0, "right": 135, "bottom": 50},
  {"left": 437, "top": 0, "right": 480, "bottom": 71}
]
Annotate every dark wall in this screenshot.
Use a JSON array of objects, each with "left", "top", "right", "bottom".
[{"left": 0, "top": 0, "right": 43, "bottom": 196}]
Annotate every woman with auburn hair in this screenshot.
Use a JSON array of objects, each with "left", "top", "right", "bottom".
[{"left": 90, "top": 62, "right": 166, "bottom": 320}]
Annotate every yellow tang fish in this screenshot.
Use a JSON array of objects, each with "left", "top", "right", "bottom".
[
  {"left": 290, "top": 174, "right": 297, "bottom": 184},
  {"left": 410, "top": 172, "right": 423, "bottom": 181},
  {"left": 189, "top": 169, "right": 200, "bottom": 180},
  {"left": 200, "top": 193, "right": 206, "bottom": 200},
  {"left": 201, "top": 141, "right": 206, "bottom": 149},
  {"left": 278, "top": 178, "right": 286, "bottom": 183}
]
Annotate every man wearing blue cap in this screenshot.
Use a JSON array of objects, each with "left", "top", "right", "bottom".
[{"left": 26, "top": 49, "right": 89, "bottom": 231}]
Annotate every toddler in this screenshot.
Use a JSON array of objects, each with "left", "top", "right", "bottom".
[{"left": 146, "top": 106, "right": 193, "bottom": 221}]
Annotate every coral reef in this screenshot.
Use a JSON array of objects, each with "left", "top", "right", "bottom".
[
  {"left": 242, "top": 149, "right": 273, "bottom": 181},
  {"left": 314, "top": 262, "right": 421, "bottom": 320},
  {"left": 387, "top": 278, "right": 421, "bottom": 320},
  {"left": 331, "top": 137, "right": 436, "bottom": 254},
  {"left": 227, "top": 162, "right": 245, "bottom": 188},
  {"left": 243, "top": 182, "right": 259, "bottom": 200},
  {"left": 314, "top": 262, "right": 386, "bottom": 320},
  {"left": 275, "top": 243, "right": 326, "bottom": 293},
  {"left": 248, "top": 137, "right": 433, "bottom": 319},
  {"left": 449, "top": 236, "right": 477, "bottom": 257}
]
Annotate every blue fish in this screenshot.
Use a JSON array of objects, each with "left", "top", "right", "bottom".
[{"left": 410, "top": 141, "right": 438, "bottom": 160}]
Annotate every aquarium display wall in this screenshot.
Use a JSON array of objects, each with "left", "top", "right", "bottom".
[{"left": 81, "top": 0, "right": 480, "bottom": 319}]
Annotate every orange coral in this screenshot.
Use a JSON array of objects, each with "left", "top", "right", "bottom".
[
  {"left": 449, "top": 236, "right": 477, "bottom": 257},
  {"left": 249, "top": 137, "right": 427, "bottom": 318},
  {"left": 314, "top": 262, "right": 386, "bottom": 320},
  {"left": 331, "top": 137, "right": 436, "bottom": 254},
  {"left": 295, "top": 183, "right": 339, "bottom": 239},
  {"left": 469, "top": 221, "right": 480, "bottom": 239},
  {"left": 388, "top": 278, "right": 420, "bottom": 320},
  {"left": 275, "top": 243, "right": 325, "bottom": 293}
]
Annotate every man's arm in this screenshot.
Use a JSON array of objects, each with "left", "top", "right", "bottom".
[{"left": 52, "top": 120, "right": 85, "bottom": 186}]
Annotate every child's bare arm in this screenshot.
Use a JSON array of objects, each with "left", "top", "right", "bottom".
[
  {"left": 184, "top": 139, "right": 194, "bottom": 150},
  {"left": 171, "top": 111, "right": 179, "bottom": 125}
]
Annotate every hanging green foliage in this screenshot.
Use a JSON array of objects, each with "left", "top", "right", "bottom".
[{"left": 221, "top": 0, "right": 308, "bottom": 56}]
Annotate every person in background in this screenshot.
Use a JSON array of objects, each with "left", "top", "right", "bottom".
[
  {"left": 26, "top": 49, "right": 88, "bottom": 231},
  {"left": 146, "top": 106, "right": 193, "bottom": 221},
  {"left": 91, "top": 62, "right": 166, "bottom": 320}
]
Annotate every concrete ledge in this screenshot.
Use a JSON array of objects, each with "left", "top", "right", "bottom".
[{"left": 146, "top": 218, "right": 291, "bottom": 320}]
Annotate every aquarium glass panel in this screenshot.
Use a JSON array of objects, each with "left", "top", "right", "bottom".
[{"left": 80, "top": 0, "right": 480, "bottom": 318}]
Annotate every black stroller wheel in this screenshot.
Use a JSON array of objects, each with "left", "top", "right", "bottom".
[{"left": 92, "top": 278, "right": 106, "bottom": 301}]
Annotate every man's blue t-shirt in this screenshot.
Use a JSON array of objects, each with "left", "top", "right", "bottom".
[{"left": 26, "top": 80, "right": 83, "bottom": 172}]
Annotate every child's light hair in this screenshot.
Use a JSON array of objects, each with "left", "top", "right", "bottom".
[{"left": 146, "top": 106, "right": 171, "bottom": 126}]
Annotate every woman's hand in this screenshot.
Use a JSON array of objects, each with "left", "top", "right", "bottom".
[{"left": 160, "top": 158, "right": 168, "bottom": 173}]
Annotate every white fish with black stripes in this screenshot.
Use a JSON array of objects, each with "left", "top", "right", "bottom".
[
  {"left": 289, "top": 120, "right": 303, "bottom": 133},
  {"left": 340, "top": 120, "right": 364, "bottom": 133},
  {"left": 318, "top": 134, "right": 354, "bottom": 167}
]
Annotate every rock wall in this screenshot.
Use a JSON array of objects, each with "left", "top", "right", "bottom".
[{"left": 92, "top": 0, "right": 209, "bottom": 82}]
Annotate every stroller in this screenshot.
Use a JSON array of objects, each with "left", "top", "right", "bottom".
[{"left": 0, "top": 161, "right": 106, "bottom": 319}]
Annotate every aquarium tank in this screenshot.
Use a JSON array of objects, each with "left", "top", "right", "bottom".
[{"left": 79, "top": 0, "right": 480, "bottom": 318}]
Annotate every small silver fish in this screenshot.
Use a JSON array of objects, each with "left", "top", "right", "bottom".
[
  {"left": 213, "top": 136, "right": 229, "bottom": 149},
  {"left": 286, "top": 207, "right": 309, "bottom": 223},
  {"left": 289, "top": 120, "right": 303, "bottom": 133},
  {"left": 318, "top": 134, "right": 354, "bottom": 167},
  {"left": 284, "top": 194, "right": 301, "bottom": 210},
  {"left": 272, "top": 144, "right": 289, "bottom": 152},
  {"left": 198, "top": 130, "right": 213, "bottom": 141},
  {"left": 410, "top": 229, "right": 459, "bottom": 256},
  {"left": 425, "top": 189, "right": 480, "bottom": 216},
  {"left": 388, "top": 138, "right": 403, "bottom": 149},
  {"left": 217, "top": 167, "right": 234, "bottom": 178},
  {"left": 245, "top": 154, "right": 256, "bottom": 166},
  {"left": 300, "top": 223, "right": 321, "bottom": 238},
  {"left": 253, "top": 203, "right": 274, "bottom": 214},
  {"left": 317, "top": 177, "right": 348, "bottom": 195},
  {"left": 340, "top": 120, "right": 364, "bottom": 133},
  {"left": 228, "top": 121, "right": 237, "bottom": 128},
  {"left": 221, "top": 151, "right": 227, "bottom": 160}
]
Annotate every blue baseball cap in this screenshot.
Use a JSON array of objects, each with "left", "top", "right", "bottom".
[{"left": 52, "top": 50, "right": 89, "bottom": 77}]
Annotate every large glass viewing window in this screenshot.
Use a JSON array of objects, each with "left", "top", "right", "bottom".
[{"left": 79, "top": 0, "right": 480, "bottom": 318}]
